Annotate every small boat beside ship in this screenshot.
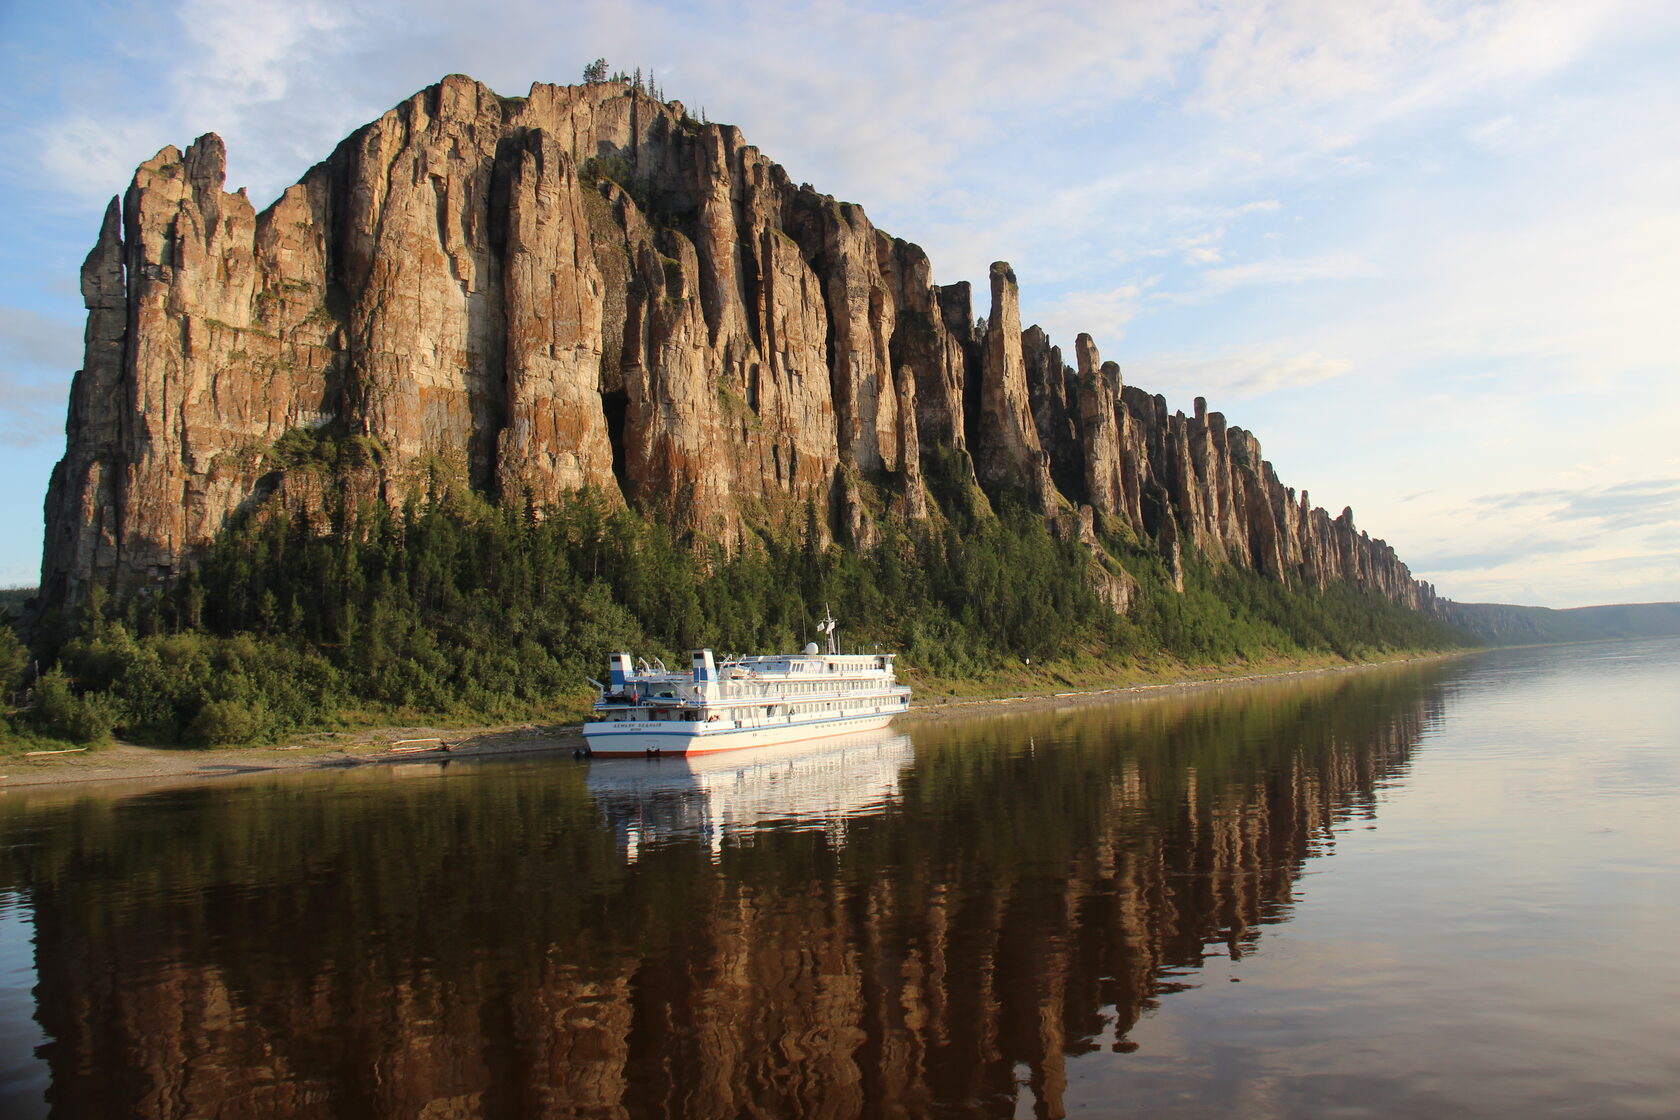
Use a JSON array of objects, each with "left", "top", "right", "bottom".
[{"left": 583, "top": 612, "right": 911, "bottom": 756}]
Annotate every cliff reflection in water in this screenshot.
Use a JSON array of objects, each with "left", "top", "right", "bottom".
[{"left": 2, "top": 664, "right": 1446, "bottom": 1118}]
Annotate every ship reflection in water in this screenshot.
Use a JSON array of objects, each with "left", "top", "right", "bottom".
[
  {"left": 586, "top": 734, "right": 915, "bottom": 861},
  {"left": 5, "top": 644, "right": 1679, "bottom": 1118}
]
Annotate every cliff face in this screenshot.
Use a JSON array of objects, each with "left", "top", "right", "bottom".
[{"left": 41, "top": 74, "right": 1436, "bottom": 614}]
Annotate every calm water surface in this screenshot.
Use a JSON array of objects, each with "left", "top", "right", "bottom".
[{"left": 1, "top": 638, "right": 1677, "bottom": 1118}]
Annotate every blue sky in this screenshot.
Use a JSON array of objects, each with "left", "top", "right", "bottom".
[{"left": 2, "top": 0, "right": 1676, "bottom": 608}]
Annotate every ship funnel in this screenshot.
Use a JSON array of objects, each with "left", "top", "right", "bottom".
[
  {"left": 608, "top": 652, "right": 634, "bottom": 689},
  {"left": 691, "top": 648, "right": 717, "bottom": 684}
]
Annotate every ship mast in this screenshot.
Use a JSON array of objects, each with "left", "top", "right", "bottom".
[{"left": 818, "top": 606, "right": 838, "bottom": 656}]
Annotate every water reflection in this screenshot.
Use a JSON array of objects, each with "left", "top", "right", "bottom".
[
  {"left": 0, "top": 663, "right": 1450, "bottom": 1118},
  {"left": 587, "top": 734, "right": 915, "bottom": 860}
]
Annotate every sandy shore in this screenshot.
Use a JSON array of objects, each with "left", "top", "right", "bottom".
[{"left": 0, "top": 654, "right": 1457, "bottom": 793}]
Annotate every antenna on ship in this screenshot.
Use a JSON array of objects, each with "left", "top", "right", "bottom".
[{"left": 819, "top": 604, "right": 838, "bottom": 656}]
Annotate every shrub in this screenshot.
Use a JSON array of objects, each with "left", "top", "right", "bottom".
[
  {"left": 187, "top": 699, "right": 268, "bottom": 747},
  {"left": 0, "top": 625, "right": 27, "bottom": 695},
  {"left": 30, "top": 669, "right": 117, "bottom": 745}
]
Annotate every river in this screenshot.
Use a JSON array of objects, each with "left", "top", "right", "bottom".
[{"left": 1, "top": 638, "right": 1676, "bottom": 1118}]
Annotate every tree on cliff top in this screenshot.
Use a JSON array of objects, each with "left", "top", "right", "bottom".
[{"left": 583, "top": 58, "right": 608, "bottom": 84}]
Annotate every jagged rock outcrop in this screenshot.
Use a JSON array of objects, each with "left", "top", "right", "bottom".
[
  {"left": 1074, "top": 335, "right": 1128, "bottom": 523},
  {"left": 497, "top": 129, "right": 617, "bottom": 503},
  {"left": 976, "top": 263, "right": 1059, "bottom": 515},
  {"left": 1022, "top": 326, "right": 1081, "bottom": 503},
  {"left": 882, "top": 240, "right": 967, "bottom": 454},
  {"left": 40, "top": 73, "right": 1438, "bottom": 618}
]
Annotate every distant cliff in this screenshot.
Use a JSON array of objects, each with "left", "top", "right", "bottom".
[
  {"left": 41, "top": 75, "right": 1437, "bottom": 617},
  {"left": 1439, "top": 601, "right": 1680, "bottom": 645}
]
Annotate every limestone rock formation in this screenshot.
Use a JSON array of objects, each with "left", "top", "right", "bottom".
[
  {"left": 40, "top": 74, "right": 1438, "bottom": 618},
  {"left": 1074, "top": 334, "right": 1127, "bottom": 522},
  {"left": 976, "top": 264, "right": 1059, "bottom": 515}
]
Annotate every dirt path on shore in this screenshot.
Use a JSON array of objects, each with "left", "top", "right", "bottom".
[{"left": 0, "top": 654, "right": 1459, "bottom": 794}]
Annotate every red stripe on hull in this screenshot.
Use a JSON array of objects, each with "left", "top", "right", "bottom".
[{"left": 585, "top": 714, "right": 902, "bottom": 756}]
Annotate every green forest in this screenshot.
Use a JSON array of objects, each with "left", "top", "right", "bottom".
[{"left": 1, "top": 450, "right": 1468, "bottom": 751}]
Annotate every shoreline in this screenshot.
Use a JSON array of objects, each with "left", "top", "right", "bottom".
[{"left": 0, "top": 652, "right": 1465, "bottom": 795}]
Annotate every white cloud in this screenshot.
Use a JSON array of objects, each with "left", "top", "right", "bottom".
[
  {"left": 0, "top": 305, "right": 81, "bottom": 370},
  {"left": 22, "top": 0, "right": 357, "bottom": 206},
  {"left": 175, "top": 0, "right": 345, "bottom": 99},
  {"left": 38, "top": 115, "right": 143, "bottom": 207},
  {"left": 1467, "top": 113, "right": 1519, "bottom": 149},
  {"left": 1178, "top": 230, "right": 1226, "bottom": 266},
  {"left": 1474, "top": 480, "right": 1680, "bottom": 533},
  {"left": 0, "top": 380, "right": 67, "bottom": 449},
  {"left": 1194, "top": 253, "right": 1376, "bottom": 298},
  {"left": 0, "top": 306, "right": 79, "bottom": 448},
  {"left": 1189, "top": 0, "right": 1462, "bottom": 115},
  {"left": 1031, "top": 283, "right": 1152, "bottom": 354},
  {"left": 1127, "top": 344, "right": 1354, "bottom": 403}
]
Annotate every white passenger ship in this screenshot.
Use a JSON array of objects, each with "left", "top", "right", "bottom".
[{"left": 583, "top": 613, "right": 911, "bottom": 756}]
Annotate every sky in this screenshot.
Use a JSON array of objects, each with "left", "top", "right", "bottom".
[{"left": 1, "top": 0, "right": 1676, "bottom": 609}]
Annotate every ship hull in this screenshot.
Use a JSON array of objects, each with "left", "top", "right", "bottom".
[{"left": 583, "top": 710, "right": 903, "bottom": 756}]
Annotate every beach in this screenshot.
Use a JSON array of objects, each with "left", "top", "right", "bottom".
[{"left": 0, "top": 655, "right": 1454, "bottom": 792}]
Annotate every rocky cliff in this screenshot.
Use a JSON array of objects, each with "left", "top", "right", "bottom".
[{"left": 41, "top": 74, "right": 1437, "bottom": 616}]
